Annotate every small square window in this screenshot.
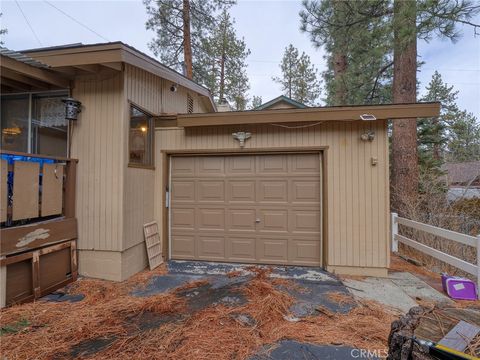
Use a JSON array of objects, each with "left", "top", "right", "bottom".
[{"left": 129, "top": 105, "right": 153, "bottom": 167}]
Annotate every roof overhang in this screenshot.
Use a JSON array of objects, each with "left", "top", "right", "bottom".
[
  {"left": 177, "top": 102, "right": 441, "bottom": 127},
  {"left": 23, "top": 42, "right": 216, "bottom": 111},
  {"left": 1, "top": 54, "right": 71, "bottom": 92}
]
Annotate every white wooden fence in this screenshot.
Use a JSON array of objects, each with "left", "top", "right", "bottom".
[{"left": 391, "top": 212, "right": 480, "bottom": 295}]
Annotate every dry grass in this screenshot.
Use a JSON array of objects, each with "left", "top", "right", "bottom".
[{"left": 0, "top": 266, "right": 397, "bottom": 360}]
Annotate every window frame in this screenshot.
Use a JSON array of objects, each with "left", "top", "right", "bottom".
[
  {"left": 0, "top": 90, "right": 70, "bottom": 157},
  {"left": 128, "top": 103, "right": 155, "bottom": 169}
]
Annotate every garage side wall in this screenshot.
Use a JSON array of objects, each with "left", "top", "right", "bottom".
[{"left": 154, "top": 121, "right": 390, "bottom": 276}]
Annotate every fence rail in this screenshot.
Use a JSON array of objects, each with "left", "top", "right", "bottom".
[{"left": 391, "top": 212, "right": 480, "bottom": 296}]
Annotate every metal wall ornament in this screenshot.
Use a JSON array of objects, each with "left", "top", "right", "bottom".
[
  {"left": 62, "top": 97, "right": 82, "bottom": 121},
  {"left": 232, "top": 131, "right": 251, "bottom": 148}
]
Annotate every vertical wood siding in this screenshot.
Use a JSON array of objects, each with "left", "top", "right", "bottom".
[
  {"left": 155, "top": 121, "right": 390, "bottom": 269},
  {"left": 71, "top": 73, "right": 125, "bottom": 252},
  {"left": 122, "top": 64, "right": 208, "bottom": 251}
]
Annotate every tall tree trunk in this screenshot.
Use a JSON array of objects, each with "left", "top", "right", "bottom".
[
  {"left": 219, "top": 54, "right": 225, "bottom": 101},
  {"left": 332, "top": 0, "right": 347, "bottom": 105},
  {"left": 182, "top": 0, "right": 193, "bottom": 79},
  {"left": 392, "top": 0, "right": 418, "bottom": 214}
]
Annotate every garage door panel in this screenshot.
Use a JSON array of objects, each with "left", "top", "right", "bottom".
[
  {"left": 171, "top": 181, "right": 195, "bottom": 203},
  {"left": 171, "top": 208, "right": 195, "bottom": 230},
  {"left": 197, "top": 208, "right": 225, "bottom": 230},
  {"left": 257, "top": 155, "right": 288, "bottom": 174},
  {"left": 258, "top": 180, "right": 288, "bottom": 203},
  {"left": 172, "top": 157, "right": 195, "bottom": 177},
  {"left": 198, "top": 236, "right": 225, "bottom": 260},
  {"left": 290, "top": 154, "right": 320, "bottom": 174},
  {"left": 290, "top": 210, "right": 321, "bottom": 234},
  {"left": 197, "top": 180, "right": 225, "bottom": 202},
  {"left": 228, "top": 237, "right": 256, "bottom": 261},
  {"left": 258, "top": 209, "right": 288, "bottom": 233},
  {"left": 289, "top": 239, "right": 321, "bottom": 265},
  {"left": 228, "top": 180, "right": 256, "bottom": 203},
  {"left": 291, "top": 180, "right": 320, "bottom": 204},
  {"left": 226, "top": 156, "right": 255, "bottom": 175},
  {"left": 197, "top": 156, "right": 225, "bottom": 176},
  {"left": 171, "top": 154, "right": 321, "bottom": 267},
  {"left": 227, "top": 209, "right": 256, "bottom": 231},
  {"left": 171, "top": 235, "right": 196, "bottom": 259},
  {"left": 257, "top": 238, "right": 288, "bottom": 263}
]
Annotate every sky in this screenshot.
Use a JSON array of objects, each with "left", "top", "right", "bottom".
[{"left": 1, "top": 0, "right": 479, "bottom": 118}]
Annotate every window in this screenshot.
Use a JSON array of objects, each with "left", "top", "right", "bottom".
[
  {"left": 0, "top": 92, "right": 68, "bottom": 157},
  {"left": 129, "top": 105, "right": 153, "bottom": 167}
]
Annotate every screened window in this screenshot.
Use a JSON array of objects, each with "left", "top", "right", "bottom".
[
  {"left": 129, "top": 105, "right": 153, "bottom": 167},
  {"left": 0, "top": 92, "right": 68, "bottom": 157}
]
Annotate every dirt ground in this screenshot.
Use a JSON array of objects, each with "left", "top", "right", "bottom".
[{"left": 0, "top": 264, "right": 397, "bottom": 360}]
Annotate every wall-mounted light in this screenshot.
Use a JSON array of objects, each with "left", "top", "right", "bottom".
[
  {"left": 140, "top": 126, "right": 148, "bottom": 133},
  {"left": 360, "top": 131, "right": 375, "bottom": 141},
  {"left": 62, "top": 97, "right": 82, "bottom": 121},
  {"left": 170, "top": 83, "right": 178, "bottom": 92},
  {"left": 360, "top": 113, "right": 377, "bottom": 121},
  {"left": 232, "top": 131, "right": 251, "bottom": 148}
]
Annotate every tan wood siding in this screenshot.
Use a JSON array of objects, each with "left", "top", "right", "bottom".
[
  {"left": 155, "top": 121, "right": 390, "bottom": 270},
  {"left": 71, "top": 72, "right": 125, "bottom": 252}
]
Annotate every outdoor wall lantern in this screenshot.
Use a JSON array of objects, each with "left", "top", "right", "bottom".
[
  {"left": 62, "top": 97, "right": 82, "bottom": 121},
  {"left": 232, "top": 131, "right": 251, "bottom": 148},
  {"left": 360, "top": 131, "right": 375, "bottom": 142}
]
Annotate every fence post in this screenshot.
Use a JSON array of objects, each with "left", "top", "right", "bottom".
[
  {"left": 391, "top": 212, "right": 398, "bottom": 252},
  {"left": 0, "top": 256, "right": 6, "bottom": 308},
  {"left": 477, "top": 234, "right": 480, "bottom": 298}
]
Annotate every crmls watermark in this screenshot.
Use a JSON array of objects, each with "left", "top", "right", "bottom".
[{"left": 350, "top": 348, "right": 389, "bottom": 359}]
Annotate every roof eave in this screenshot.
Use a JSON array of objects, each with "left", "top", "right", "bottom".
[{"left": 177, "top": 102, "right": 441, "bottom": 127}]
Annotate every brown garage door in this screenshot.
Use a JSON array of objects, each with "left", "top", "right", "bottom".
[{"left": 170, "top": 153, "right": 322, "bottom": 266}]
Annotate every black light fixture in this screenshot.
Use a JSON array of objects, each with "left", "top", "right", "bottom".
[{"left": 62, "top": 97, "right": 82, "bottom": 121}]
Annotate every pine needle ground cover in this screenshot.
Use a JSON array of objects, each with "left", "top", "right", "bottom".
[{"left": 0, "top": 266, "right": 397, "bottom": 360}]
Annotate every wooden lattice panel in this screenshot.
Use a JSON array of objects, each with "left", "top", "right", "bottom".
[{"left": 143, "top": 221, "right": 163, "bottom": 270}]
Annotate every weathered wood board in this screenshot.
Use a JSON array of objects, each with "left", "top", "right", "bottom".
[
  {"left": 1, "top": 159, "right": 7, "bottom": 222},
  {"left": 438, "top": 320, "right": 480, "bottom": 352},
  {"left": 41, "top": 163, "right": 64, "bottom": 217},
  {"left": 143, "top": 221, "right": 163, "bottom": 270},
  {"left": 12, "top": 161, "right": 39, "bottom": 221},
  {"left": 0, "top": 217, "right": 77, "bottom": 256}
]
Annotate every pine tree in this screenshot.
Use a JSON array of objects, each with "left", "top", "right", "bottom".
[
  {"left": 418, "top": 71, "right": 459, "bottom": 173},
  {"left": 144, "top": 0, "right": 234, "bottom": 79},
  {"left": 250, "top": 96, "right": 262, "bottom": 109},
  {"left": 273, "top": 44, "right": 321, "bottom": 106},
  {"left": 196, "top": 10, "right": 250, "bottom": 109},
  {"left": 0, "top": 13, "right": 7, "bottom": 45},
  {"left": 447, "top": 111, "right": 480, "bottom": 162}
]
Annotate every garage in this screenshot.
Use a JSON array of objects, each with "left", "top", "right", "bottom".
[{"left": 170, "top": 153, "right": 322, "bottom": 266}]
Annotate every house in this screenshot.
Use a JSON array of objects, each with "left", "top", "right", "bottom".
[
  {"left": 0, "top": 42, "right": 215, "bottom": 305},
  {"left": 255, "top": 95, "right": 307, "bottom": 110},
  {"left": 0, "top": 41, "right": 441, "bottom": 307},
  {"left": 442, "top": 161, "right": 480, "bottom": 201}
]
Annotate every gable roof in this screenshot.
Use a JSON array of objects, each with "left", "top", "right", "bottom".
[
  {"left": 255, "top": 95, "right": 307, "bottom": 110},
  {"left": 442, "top": 161, "right": 480, "bottom": 185},
  {"left": 22, "top": 41, "right": 216, "bottom": 111}
]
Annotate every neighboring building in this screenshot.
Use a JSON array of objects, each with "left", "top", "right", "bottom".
[
  {"left": 255, "top": 95, "right": 307, "bottom": 110},
  {"left": 442, "top": 161, "right": 480, "bottom": 201},
  {"left": 0, "top": 42, "right": 441, "bottom": 289}
]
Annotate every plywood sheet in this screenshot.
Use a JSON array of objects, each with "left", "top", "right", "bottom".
[
  {"left": 12, "top": 161, "right": 39, "bottom": 221},
  {"left": 41, "top": 163, "right": 64, "bottom": 217},
  {"left": 1, "top": 159, "right": 8, "bottom": 222},
  {"left": 143, "top": 221, "right": 163, "bottom": 270}
]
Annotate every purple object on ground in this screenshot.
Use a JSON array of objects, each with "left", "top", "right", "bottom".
[{"left": 442, "top": 274, "right": 477, "bottom": 301}]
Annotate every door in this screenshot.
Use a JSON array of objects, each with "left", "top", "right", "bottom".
[{"left": 169, "top": 153, "right": 322, "bottom": 266}]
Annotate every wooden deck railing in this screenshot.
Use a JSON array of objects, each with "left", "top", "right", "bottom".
[
  {"left": 0, "top": 150, "right": 77, "bottom": 226},
  {"left": 0, "top": 150, "right": 78, "bottom": 307},
  {"left": 391, "top": 212, "right": 480, "bottom": 295}
]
